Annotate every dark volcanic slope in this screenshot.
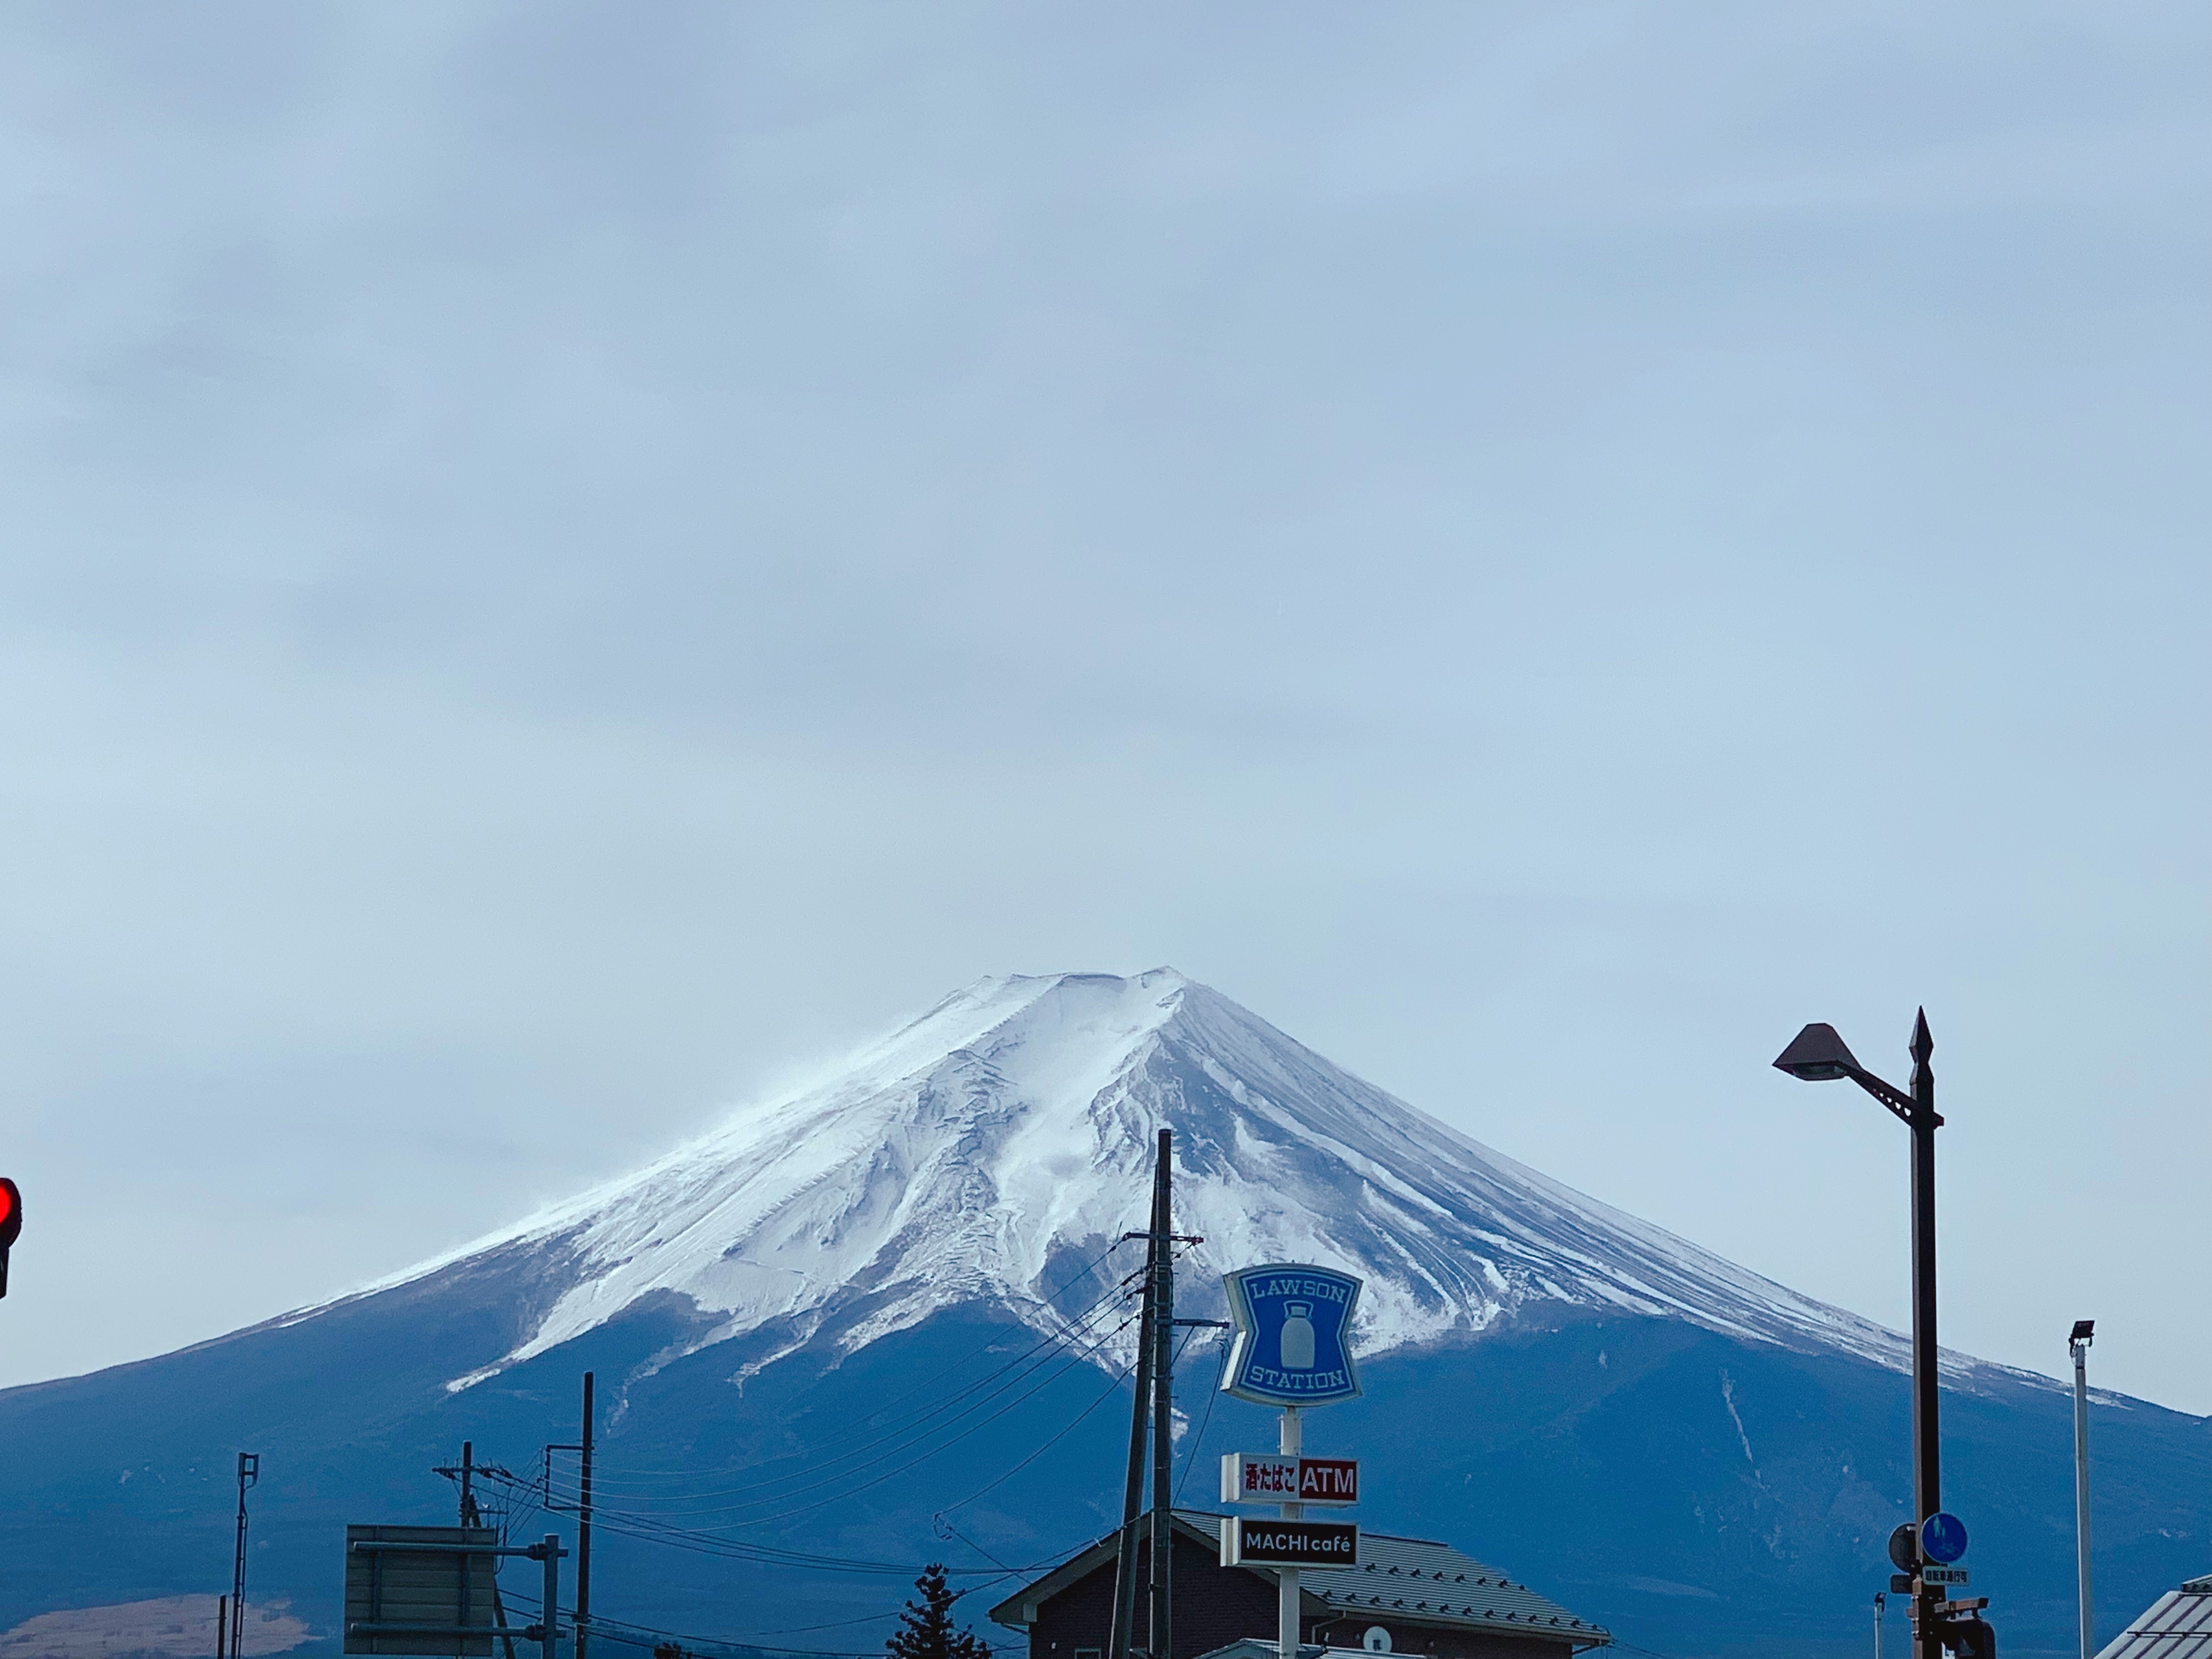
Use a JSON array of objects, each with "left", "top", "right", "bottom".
[{"left": 4, "top": 973, "right": 2204, "bottom": 1656}]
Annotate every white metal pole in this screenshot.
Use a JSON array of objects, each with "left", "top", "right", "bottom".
[
  {"left": 541, "top": 1536, "right": 560, "bottom": 1659},
  {"left": 1279, "top": 1407, "right": 1301, "bottom": 1659},
  {"left": 2074, "top": 1335, "right": 2095, "bottom": 1659},
  {"left": 1875, "top": 1592, "right": 1884, "bottom": 1659}
]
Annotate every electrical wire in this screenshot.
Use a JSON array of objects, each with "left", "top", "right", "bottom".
[
  {"left": 931, "top": 1347, "right": 1137, "bottom": 1516},
  {"left": 496, "top": 1585, "right": 892, "bottom": 1658},
  {"left": 560, "top": 1265, "right": 1141, "bottom": 1506},
  {"left": 516, "top": 1331, "right": 1135, "bottom": 1555},
  {"left": 459, "top": 1228, "right": 1206, "bottom": 1607},
  {"left": 470, "top": 1290, "right": 1148, "bottom": 1578},
  {"left": 472, "top": 1471, "right": 974, "bottom": 1577},
  {"left": 1173, "top": 1328, "right": 1229, "bottom": 1501},
  {"left": 496, "top": 1547, "right": 1082, "bottom": 1653},
  {"left": 528, "top": 1302, "right": 1141, "bottom": 1530},
  {"left": 562, "top": 1240, "right": 1138, "bottom": 1495}
]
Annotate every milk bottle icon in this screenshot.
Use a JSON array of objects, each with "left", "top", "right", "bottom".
[{"left": 1281, "top": 1301, "right": 1317, "bottom": 1370}]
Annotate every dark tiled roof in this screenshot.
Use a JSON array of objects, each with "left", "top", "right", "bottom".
[
  {"left": 1182, "top": 1514, "right": 1610, "bottom": 1646},
  {"left": 2094, "top": 1586, "right": 2212, "bottom": 1659}
]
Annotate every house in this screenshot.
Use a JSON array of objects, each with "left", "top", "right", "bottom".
[
  {"left": 988, "top": 1510, "right": 1610, "bottom": 1659},
  {"left": 2092, "top": 1571, "right": 2212, "bottom": 1659}
]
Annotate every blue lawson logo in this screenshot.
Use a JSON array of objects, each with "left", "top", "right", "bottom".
[{"left": 1221, "top": 1263, "right": 1363, "bottom": 1407}]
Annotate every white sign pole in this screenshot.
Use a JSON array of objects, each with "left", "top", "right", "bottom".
[{"left": 1278, "top": 1406, "right": 1301, "bottom": 1659}]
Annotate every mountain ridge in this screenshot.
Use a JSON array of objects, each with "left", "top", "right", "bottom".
[
  {"left": 277, "top": 967, "right": 2039, "bottom": 1401},
  {"left": 4, "top": 968, "right": 2201, "bottom": 1658}
]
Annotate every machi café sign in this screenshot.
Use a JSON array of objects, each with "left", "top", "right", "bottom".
[
  {"left": 1220, "top": 1263, "right": 1364, "bottom": 1406},
  {"left": 1221, "top": 1517, "right": 1359, "bottom": 1569}
]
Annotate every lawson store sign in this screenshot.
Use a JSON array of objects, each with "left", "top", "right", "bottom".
[{"left": 1220, "top": 1263, "right": 1363, "bottom": 1407}]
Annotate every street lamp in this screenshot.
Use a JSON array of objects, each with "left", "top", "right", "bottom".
[
  {"left": 2070, "top": 1319, "right": 2096, "bottom": 1659},
  {"left": 1775, "top": 1012, "right": 1955, "bottom": 1659}
]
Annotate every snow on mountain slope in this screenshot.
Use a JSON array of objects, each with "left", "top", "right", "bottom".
[{"left": 338, "top": 969, "right": 1932, "bottom": 1393}]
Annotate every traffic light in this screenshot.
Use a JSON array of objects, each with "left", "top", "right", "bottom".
[
  {"left": 1938, "top": 1609, "right": 1997, "bottom": 1659},
  {"left": 0, "top": 1178, "right": 20, "bottom": 1299}
]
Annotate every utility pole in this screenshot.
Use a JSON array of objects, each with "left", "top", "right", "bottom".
[
  {"left": 578, "top": 1373, "right": 595, "bottom": 1659},
  {"left": 229, "top": 1453, "right": 259, "bottom": 1659},
  {"left": 539, "top": 1376, "right": 596, "bottom": 1659},
  {"left": 1109, "top": 1152, "right": 1163, "bottom": 1659},
  {"left": 1147, "top": 1131, "right": 1175, "bottom": 1659},
  {"left": 450, "top": 1442, "right": 518, "bottom": 1659},
  {"left": 537, "top": 1536, "right": 563, "bottom": 1659},
  {"left": 2072, "top": 1321, "right": 2096, "bottom": 1659}
]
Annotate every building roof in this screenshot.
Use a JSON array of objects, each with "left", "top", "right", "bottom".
[
  {"left": 2093, "top": 1578, "right": 2212, "bottom": 1659},
  {"left": 1180, "top": 1513, "right": 1610, "bottom": 1646},
  {"left": 988, "top": 1510, "right": 1611, "bottom": 1650}
]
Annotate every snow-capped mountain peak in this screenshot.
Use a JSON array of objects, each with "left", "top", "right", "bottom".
[{"left": 363, "top": 969, "right": 1912, "bottom": 1393}]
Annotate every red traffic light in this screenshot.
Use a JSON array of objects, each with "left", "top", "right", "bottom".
[{"left": 0, "top": 1177, "right": 20, "bottom": 1299}]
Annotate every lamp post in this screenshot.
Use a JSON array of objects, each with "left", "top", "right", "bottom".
[
  {"left": 2070, "top": 1319, "right": 2096, "bottom": 1659},
  {"left": 1775, "top": 1011, "right": 1945, "bottom": 1659}
]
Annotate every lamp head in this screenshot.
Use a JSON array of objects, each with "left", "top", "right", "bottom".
[
  {"left": 1774, "top": 1023, "right": 1863, "bottom": 1082},
  {"left": 2070, "top": 1318, "right": 2095, "bottom": 1347}
]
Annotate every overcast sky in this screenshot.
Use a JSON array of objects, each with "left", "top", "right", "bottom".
[{"left": 1, "top": 2, "right": 2205, "bottom": 1413}]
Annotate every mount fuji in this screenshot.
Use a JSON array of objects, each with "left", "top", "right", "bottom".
[
  {"left": 395, "top": 969, "right": 1915, "bottom": 1390},
  {"left": 2, "top": 970, "right": 2204, "bottom": 1659}
]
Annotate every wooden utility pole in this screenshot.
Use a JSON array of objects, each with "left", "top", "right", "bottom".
[
  {"left": 1110, "top": 1131, "right": 1184, "bottom": 1659},
  {"left": 1147, "top": 1131, "right": 1175, "bottom": 1659},
  {"left": 578, "top": 1373, "right": 595, "bottom": 1659},
  {"left": 1108, "top": 1149, "right": 1162, "bottom": 1659}
]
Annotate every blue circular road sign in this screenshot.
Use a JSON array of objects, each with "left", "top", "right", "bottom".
[{"left": 1921, "top": 1512, "right": 1968, "bottom": 1564}]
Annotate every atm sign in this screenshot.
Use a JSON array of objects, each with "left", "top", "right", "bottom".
[{"left": 1220, "top": 1453, "right": 1359, "bottom": 1506}]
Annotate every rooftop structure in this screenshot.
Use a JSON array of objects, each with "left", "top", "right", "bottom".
[
  {"left": 2093, "top": 1575, "right": 2212, "bottom": 1659},
  {"left": 989, "top": 1510, "right": 1610, "bottom": 1659}
]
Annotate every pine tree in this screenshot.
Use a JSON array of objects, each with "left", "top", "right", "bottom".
[{"left": 885, "top": 1564, "right": 991, "bottom": 1659}]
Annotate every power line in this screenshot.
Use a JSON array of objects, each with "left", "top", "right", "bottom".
[
  {"left": 463, "top": 1292, "right": 1149, "bottom": 1585},
  {"left": 567, "top": 1241, "right": 1139, "bottom": 1497},
  {"left": 516, "top": 1324, "right": 1136, "bottom": 1553},
  {"left": 840, "top": 1241, "right": 1137, "bottom": 1426},
  {"left": 470, "top": 1471, "right": 979, "bottom": 1577},
  {"left": 497, "top": 1585, "right": 891, "bottom": 1659},
  {"left": 529, "top": 1302, "right": 1141, "bottom": 1531},
  {"left": 498, "top": 1548, "right": 1074, "bottom": 1656},
  {"left": 452, "top": 1212, "right": 1204, "bottom": 1622},
  {"left": 1173, "top": 1328, "right": 1228, "bottom": 1502},
  {"left": 564, "top": 1266, "right": 1141, "bottom": 1507},
  {"left": 932, "top": 1348, "right": 1138, "bottom": 1517}
]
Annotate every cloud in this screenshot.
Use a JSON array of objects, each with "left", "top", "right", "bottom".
[{"left": 0, "top": 1, "right": 2204, "bottom": 1409}]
